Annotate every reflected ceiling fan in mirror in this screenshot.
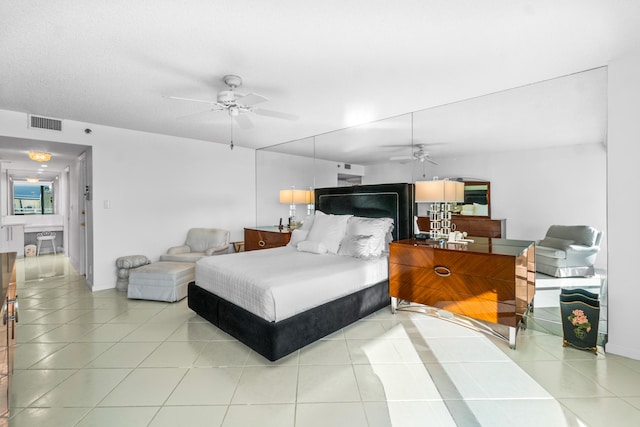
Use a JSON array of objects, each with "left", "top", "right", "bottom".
[
  {"left": 389, "top": 144, "right": 439, "bottom": 165},
  {"left": 166, "top": 75, "right": 298, "bottom": 145}
]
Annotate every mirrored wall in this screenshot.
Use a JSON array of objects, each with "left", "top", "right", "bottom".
[{"left": 257, "top": 69, "right": 609, "bottom": 338}]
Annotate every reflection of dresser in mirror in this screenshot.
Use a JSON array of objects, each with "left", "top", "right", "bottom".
[
  {"left": 417, "top": 216, "right": 506, "bottom": 238},
  {"left": 458, "top": 181, "right": 491, "bottom": 217},
  {"left": 417, "top": 180, "right": 506, "bottom": 238}
]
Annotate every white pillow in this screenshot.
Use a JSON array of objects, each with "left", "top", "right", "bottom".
[
  {"left": 297, "top": 240, "right": 328, "bottom": 254},
  {"left": 460, "top": 204, "right": 474, "bottom": 215},
  {"left": 473, "top": 203, "right": 488, "bottom": 216},
  {"left": 306, "top": 211, "right": 352, "bottom": 254},
  {"left": 338, "top": 234, "right": 377, "bottom": 259},
  {"left": 287, "top": 229, "right": 308, "bottom": 247},
  {"left": 300, "top": 215, "right": 315, "bottom": 231},
  {"left": 341, "top": 216, "right": 394, "bottom": 257}
]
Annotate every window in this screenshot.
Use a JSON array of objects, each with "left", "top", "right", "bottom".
[{"left": 13, "top": 181, "right": 54, "bottom": 215}]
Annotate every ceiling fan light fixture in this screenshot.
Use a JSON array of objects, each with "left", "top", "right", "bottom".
[
  {"left": 223, "top": 74, "right": 242, "bottom": 88},
  {"left": 28, "top": 151, "right": 52, "bottom": 162},
  {"left": 167, "top": 74, "right": 297, "bottom": 133},
  {"left": 218, "top": 90, "right": 236, "bottom": 104}
]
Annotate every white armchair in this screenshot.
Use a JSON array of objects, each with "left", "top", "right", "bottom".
[
  {"left": 160, "top": 228, "right": 231, "bottom": 263},
  {"left": 535, "top": 225, "right": 602, "bottom": 278}
]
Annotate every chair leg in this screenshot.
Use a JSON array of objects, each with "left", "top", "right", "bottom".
[
  {"left": 37, "top": 241, "right": 41, "bottom": 256},
  {"left": 51, "top": 239, "right": 56, "bottom": 255}
]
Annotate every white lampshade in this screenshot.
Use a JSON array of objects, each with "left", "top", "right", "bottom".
[
  {"left": 454, "top": 181, "right": 465, "bottom": 202},
  {"left": 304, "top": 189, "right": 315, "bottom": 204},
  {"left": 415, "top": 180, "right": 464, "bottom": 202},
  {"left": 279, "top": 189, "right": 307, "bottom": 204}
]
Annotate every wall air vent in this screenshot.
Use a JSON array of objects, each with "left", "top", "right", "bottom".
[
  {"left": 344, "top": 163, "right": 352, "bottom": 170},
  {"left": 28, "top": 114, "right": 63, "bottom": 132}
]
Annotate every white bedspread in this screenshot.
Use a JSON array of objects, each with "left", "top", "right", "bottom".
[{"left": 195, "top": 246, "right": 388, "bottom": 322}]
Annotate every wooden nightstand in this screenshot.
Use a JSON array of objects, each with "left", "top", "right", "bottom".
[{"left": 244, "top": 227, "right": 291, "bottom": 251}]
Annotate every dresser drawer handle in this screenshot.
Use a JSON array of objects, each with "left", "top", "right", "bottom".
[
  {"left": 258, "top": 240, "right": 266, "bottom": 247},
  {"left": 434, "top": 266, "right": 451, "bottom": 277}
]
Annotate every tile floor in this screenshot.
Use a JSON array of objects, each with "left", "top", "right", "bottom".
[{"left": 8, "top": 255, "right": 640, "bottom": 426}]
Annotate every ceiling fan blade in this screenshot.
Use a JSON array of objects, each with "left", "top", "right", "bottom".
[
  {"left": 389, "top": 156, "right": 413, "bottom": 161},
  {"left": 253, "top": 108, "right": 298, "bottom": 121},
  {"left": 384, "top": 142, "right": 446, "bottom": 150},
  {"left": 234, "top": 113, "right": 254, "bottom": 130},
  {"left": 175, "top": 108, "right": 222, "bottom": 121},
  {"left": 236, "top": 93, "right": 268, "bottom": 106},
  {"left": 425, "top": 157, "right": 439, "bottom": 165},
  {"left": 380, "top": 145, "right": 415, "bottom": 150},
  {"left": 164, "top": 95, "right": 219, "bottom": 105}
]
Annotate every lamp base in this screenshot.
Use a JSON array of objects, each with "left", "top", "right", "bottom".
[{"left": 428, "top": 202, "right": 453, "bottom": 240}]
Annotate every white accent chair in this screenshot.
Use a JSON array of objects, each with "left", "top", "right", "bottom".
[
  {"left": 36, "top": 231, "right": 56, "bottom": 256},
  {"left": 535, "top": 225, "right": 602, "bottom": 277},
  {"left": 160, "top": 228, "right": 231, "bottom": 263}
]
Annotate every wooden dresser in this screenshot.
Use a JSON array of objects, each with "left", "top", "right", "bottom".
[
  {"left": 244, "top": 227, "right": 291, "bottom": 251},
  {"left": 417, "top": 215, "right": 506, "bottom": 238},
  {"left": 389, "top": 238, "right": 535, "bottom": 347}
]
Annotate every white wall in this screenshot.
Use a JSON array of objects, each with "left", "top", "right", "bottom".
[
  {"left": 255, "top": 150, "right": 354, "bottom": 226},
  {"left": 0, "top": 109, "right": 256, "bottom": 291},
  {"left": 607, "top": 50, "right": 640, "bottom": 360},
  {"left": 256, "top": 150, "right": 316, "bottom": 226},
  {"left": 365, "top": 143, "right": 607, "bottom": 269}
]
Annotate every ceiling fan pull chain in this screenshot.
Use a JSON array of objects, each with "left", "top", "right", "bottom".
[{"left": 229, "top": 115, "right": 234, "bottom": 150}]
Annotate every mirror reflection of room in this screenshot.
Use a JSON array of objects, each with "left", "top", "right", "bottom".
[{"left": 257, "top": 67, "right": 607, "bottom": 341}]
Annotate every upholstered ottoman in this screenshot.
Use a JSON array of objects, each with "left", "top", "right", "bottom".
[
  {"left": 116, "top": 255, "right": 150, "bottom": 292},
  {"left": 127, "top": 262, "right": 195, "bottom": 302}
]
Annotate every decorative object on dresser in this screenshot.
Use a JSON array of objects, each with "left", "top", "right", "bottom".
[
  {"left": 389, "top": 237, "right": 535, "bottom": 348},
  {"left": 415, "top": 179, "right": 465, "bottom": 239},
  {"left": 244, "top": 226, "right": 292, "bottom": 251}
]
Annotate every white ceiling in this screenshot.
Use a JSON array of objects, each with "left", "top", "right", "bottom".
[
  {"left": 1, "top": 1, "right": 638, "bottom": 168},
  {"left": 0, "top": 136, "right": 88, "bottom": 181}
]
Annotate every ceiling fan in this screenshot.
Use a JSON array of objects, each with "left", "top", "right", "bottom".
[
  {"left": 389, "top": 144, "right": 439, "bottom": 164},
  {"left": 167, "top": 74, "right": 298, "bottom": 131}
]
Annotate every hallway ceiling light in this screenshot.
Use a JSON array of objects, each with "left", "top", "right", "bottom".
[{"left": 28, "top": 151, "right": 52, "bottom": 162}]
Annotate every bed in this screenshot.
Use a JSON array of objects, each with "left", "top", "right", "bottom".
[{"left": 187, "top": 183, "right": 415, "bottom": 361}]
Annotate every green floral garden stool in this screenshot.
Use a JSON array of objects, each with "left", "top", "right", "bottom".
[{"left": 560, "top": 288, "right": 600, "bottom": 355}]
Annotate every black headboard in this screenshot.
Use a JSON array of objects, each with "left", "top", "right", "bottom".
[{"left": 314, "top": 183, "right": 415, "bottom": 241}]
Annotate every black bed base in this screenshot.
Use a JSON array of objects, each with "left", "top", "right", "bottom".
[{"left": 187, "top": 281, "right": 390, "bottom": 361}]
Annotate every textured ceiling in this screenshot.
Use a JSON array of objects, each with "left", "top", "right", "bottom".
[{"left": 1, "top": 0, "right": 638, "bottom": 167}]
